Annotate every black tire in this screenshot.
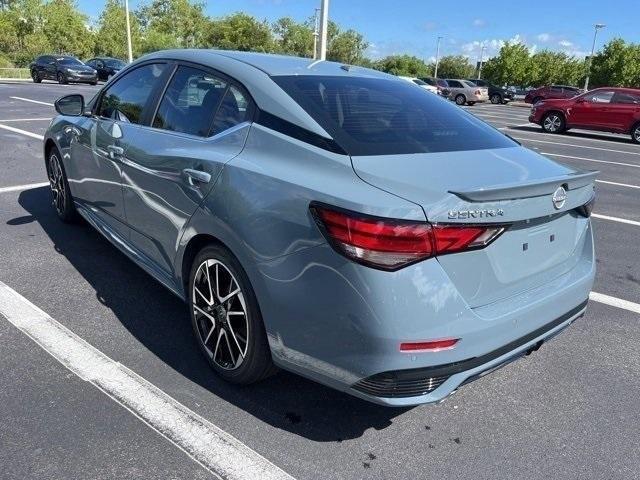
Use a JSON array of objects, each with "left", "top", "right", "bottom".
[
  {"left": 632, "top": 123, "right": 640, "bottom": 144},
  {"left": 90, "top": 81, "right": 98, "bottom": 86},
  {"left": 57, "top": 72, "right": 67, "bottom": 84},
  {"left": 47, "top": 147, "right": 79, "bottom": 223},
  {"left": 455, "top": 94, "right": 466, "bottom": 106},
  {"left": 541, "top": 111, "right": 566, "bottom": 134},
  {"left": 467, "top": 101, "right": 476, "bottom": 106},
  {"left": 490, "top": 93, "right": 502, "bottom": 104},
  {"left": 189, "top": 244, "right": 277, "bottom": 385},
  {"left": 532, "top": 96, "right": 543, "bottom": 104},
  {"left": 31, "top": 69, "right": 41, "bottom": 83}
]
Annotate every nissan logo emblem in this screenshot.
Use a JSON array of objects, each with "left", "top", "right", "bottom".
[{"left": 552, "top": 186, "right": 567, "bottom": 210}]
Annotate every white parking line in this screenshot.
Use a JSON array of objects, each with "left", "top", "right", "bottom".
[
  {"left": 592, "top": 213, "right": 640, "bottom": 227},
  {"left": 0, "top": 118, "right": 51, "bottom": 122},
  {"left": 0, "top": 182, "right": 49, "bottom": 194},
  {"left": 0, "top": 123, "right": 44, "bottom": 140},
  {"left": 512, "top": 137, "right": 640, "bottom": 157},
  {"left": 596, "top": 179, "right": 640, "bottom": 190},
  {"left": 590, "top": 292, "right": 640, "bottom": 315},
  {"left": 504, "top": 127, "right": 633, "bottom": 146},
  {"left": 0, "top": 280, "right": 295, "bottom": 480},
  {"left": 541, "top": 152, "right": 640, "bottom": 169},
  {"left": 10, "top": 96, "right": 54, "bottom": 107}
]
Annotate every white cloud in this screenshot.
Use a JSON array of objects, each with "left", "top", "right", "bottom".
[
  {"left": 473, "top": 18, "right": 486, "bottom": 27},
  {"left": 537, "top": 33, "right": 551, "bottom": 42},
  {"left": 558, "top": 40, "right": 573, "bottom": 47}
]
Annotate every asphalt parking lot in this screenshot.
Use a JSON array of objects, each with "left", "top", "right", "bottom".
[{"left": 1, "top": 82, "right": 639, "bottom": 480}]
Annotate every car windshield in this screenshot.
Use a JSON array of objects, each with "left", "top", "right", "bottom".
[
  {"left": 105, "top": 59, "right": 126, "bottom": 69},
  {"left": 273, "top": 75, "right": 515, "bottom": 156},
  {"left": 58, "top": 57, "right": 83, "bottom": 65}
]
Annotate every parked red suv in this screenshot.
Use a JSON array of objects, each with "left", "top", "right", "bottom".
[
  {"left": 525, "top": 85, "right": 582, "bottom": 104},
  {"left": 529, "top": 87, "right": 640, "bottom": 143}
]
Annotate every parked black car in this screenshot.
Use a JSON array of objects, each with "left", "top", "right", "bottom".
[
  {"left": 419, "top": 77, "right": 450, "bottom": 97},
  {"left": 30, "top": 55, "right": 98, "bottom": 85},
  {"left": 466, "top": 79, "right": 514, "bottom": 104},
  {"left": 85, "top": 57, "right": 127, "bottom": 81}
]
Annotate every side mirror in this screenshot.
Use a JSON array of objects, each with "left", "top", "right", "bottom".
[{"left": 55, "top": 94, "right": 85, "bottom": 116}]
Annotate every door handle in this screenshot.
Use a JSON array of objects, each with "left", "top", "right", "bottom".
[
  {"left": 183, "top": 168, "right": 211, "bottom": 185},
  {"left": 107, "top": 144, "right": 124, "bottom": 160}
]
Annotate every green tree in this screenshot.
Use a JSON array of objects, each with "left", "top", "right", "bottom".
[
  {"left": 139, "top": 0, "right": 208, "bottom": 48},
  {"left": 41, "top": 0, "right": 94, "bottom": 58},
  {"left": 374, "top": 54, "right": 430, "bottom": 76},
  {"left": 481, "top": 42, "right": 531, "bottom": 86},
  {"left": 207, "top": 12, "right": 275, "bottom": 52},
  {"left": 435, "top": 55, "right": 475, "bottom": 79},
  {"left": 528, "top": 50, "right": 584, "bottom": 86},
  {"left": 328, "top": 27, "right": 368, "bottom": 64},
  {"left": 590, "top": 38, "right": 640, "bottom": 88},
  {"left": 272, "top": 17, "right": 313, "bottom": 57},
  {"left": 95, "top": 0, "right": 142, "bottom": 59}
]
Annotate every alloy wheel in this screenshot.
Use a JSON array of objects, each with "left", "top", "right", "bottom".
[
  {"left": 491, "top": 94, "right": 501, "bottom": 104},
  {"left": 192, "top": 259, "right": 249, "bottom": 371},
  {"left": 455, "top": 95, "right": 466, "bottom": 105},
  {"left": 543, "top": 114, "right": 562, "bottom": 132},
  {"left": 48, "top": 153, "right": 66, "bottom": 216},
  {"left": 633, "top": 126, "right": 640, "bottom": 143}
]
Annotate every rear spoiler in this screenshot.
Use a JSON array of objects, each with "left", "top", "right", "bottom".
[{"left": 449, "top": 170, "right": 598, "bottom": 202}]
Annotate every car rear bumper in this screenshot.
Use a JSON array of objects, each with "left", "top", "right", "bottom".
[{"left": 256, "top": 219, "right": 595, "bottom": 406}]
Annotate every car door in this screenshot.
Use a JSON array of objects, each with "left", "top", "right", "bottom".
[
  {"left": 570, "top": 90, "right": 615, "bottom": 129},
  {"left": 119, "top": 64, "right": 254, "bottom": 275},
  {"left": 46, "top": 57, "right": 59, "bottom": 79},
  {"left": 447, "top": 80, "right": 463, "bottom": 98},
  {"left": 608, "top": 91, "right": 640, "bottom": 132},
  {"left": 66, "top": 62, "right": 170, "bottom": 239}
]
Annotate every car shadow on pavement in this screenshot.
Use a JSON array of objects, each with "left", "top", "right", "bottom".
[
  {"left": 16, "top": 187, "right": 411, "bottom": 442},
  {"left": 510, "top": 125, "right": 636, "bottom": 145}
]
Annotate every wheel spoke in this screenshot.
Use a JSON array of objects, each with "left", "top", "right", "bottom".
[
  {"left": 222, "top": 329, "right": 239, "bottom": 367},
  {"left": 220, "top": 287, "right": 240, "bottom": 303},
  {"left": 212, "top": 328, "right": 224, "bottom": 362},
  {"left": 194, "top": 286, "right": 211, "bottom": 306},
  {"left": 203, "top": 323, "right": 216, "bottom": 345},
  {"left": 205, "top": 261, "right": 214, "bottom": 304},
  {"left": 194, "top": 304, "right": 215, "bottom": 324},
  {"left": 226, "top": 318, "right": 245, "bottom": 358}
]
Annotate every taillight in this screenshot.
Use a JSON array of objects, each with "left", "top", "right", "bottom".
[
  {"left": 475, "top": 89, "right": 481, "bottom": 95},
  {"left": 310, "top": 203, "right": 507, "bottom": 270},
  {"left": 400, "top": 338, "right": 459, "bottom": 352}
]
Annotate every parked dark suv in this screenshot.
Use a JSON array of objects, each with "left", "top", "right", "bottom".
[
  {"left": 30, "top": 55, "right": 98, "bottom": 85},
  {"left": 85, "top": 57, "right": 127, "bottom": 81},
  {"left": 525, "top": 85, "right": 582, "bottom": 104},
  {"left": 467, "top": 79, "right": 514, "bottom": 104}
]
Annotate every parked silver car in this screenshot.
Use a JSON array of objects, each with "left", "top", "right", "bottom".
[{"left": 445, "top": 79, "right": 489, "bottom": 105}]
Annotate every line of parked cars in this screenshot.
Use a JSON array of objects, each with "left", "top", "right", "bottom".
[
  {"left": 399, "top": 76, "right": 514, "bottom": 106},
  {"left": 30, "top": 55, "right": 126, "bottom": 85}
]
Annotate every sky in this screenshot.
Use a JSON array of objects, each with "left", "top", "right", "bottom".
[{"left": 77, "top": 0, "right": 640, "bottom": 62}]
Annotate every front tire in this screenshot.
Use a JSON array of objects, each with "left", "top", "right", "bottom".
[
  {"left": 31, "top": 69, "right": 41, "bottom": 83},
  {"left": 490, "top": 94, "right": 502, "bottom": 104},
  {"left": 47, "top": 147, "right": 78, "bottom": 223},
  {"left": 57, "top": 72, "right": 67, "bottom": 84},
  {"left": 455, "top": 94, "right": 466, "bottom": 106},
  {"left": 541, "top": 112, "right": 566, "bottom": 134},
  {"left": 632, "top": 123, "right": 640, "bottom": 144},
  {"left": 189, "top": 244, "right": 276, "bottom": 385}
]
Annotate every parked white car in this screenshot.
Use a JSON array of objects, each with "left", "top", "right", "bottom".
[
  {"left": 445, "top": 79, "right": 489, "bottom": 105},
  {"left": 399, "top": 76, "right": 438, "bottom": 94}
]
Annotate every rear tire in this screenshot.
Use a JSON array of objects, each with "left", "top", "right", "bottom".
[
  {"left": 632, "top": 123, "right": 640, "bottom": 144},
  {"left": 490, "top": 93, "right": 502, "bottom": 104},
  {"left": 467, "top": 101, "right": 476, "bottom": 106},
  {"left": 47, "top": 147, "right": 79, "bottom": 223},
  {"left": 189, "top": 244, "right": 277, "bottom": 385},
  {"left": 455, "top": 94, "right": 466, "bottom": 106},
  {"left": 541, "top": 112, "right": 566, "bottom": 134}
]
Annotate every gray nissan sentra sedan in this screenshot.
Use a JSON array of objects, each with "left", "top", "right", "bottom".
[{"left": 43, "top": 50, "right": 597, "bottom": 406}]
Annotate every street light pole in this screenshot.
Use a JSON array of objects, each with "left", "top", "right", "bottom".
[
  {"left": 477, "top": 43, "right": 486, "bottom": 79},
  {"left": 312, "top": 7, "right": 320, "bottom": 59},
  {"left": 434, "top": 36, "right": 442, "bottom": 78},
  {"left": 124, "top": 0, "right": 133, "bottom": 63},
  {"left": 584, "top": 23, "right": 605, "bottom": 91},
  {"left": 318, "top": 0, "right": 329, "bottom": 61}
]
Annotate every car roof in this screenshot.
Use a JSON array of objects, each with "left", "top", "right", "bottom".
[{"left": 140, "top": 49, "right": 392, "bottom": 79}]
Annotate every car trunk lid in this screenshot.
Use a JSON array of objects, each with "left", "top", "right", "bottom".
[{"left": 351, "top": 146, "right": 597, "bottom": 307}]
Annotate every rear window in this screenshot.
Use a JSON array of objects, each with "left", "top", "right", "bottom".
[{"left": 273, "top": 75, "right": 515, "bottom": 156}]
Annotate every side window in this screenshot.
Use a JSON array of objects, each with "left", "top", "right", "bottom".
[
  {"left": 86, "top": 60, "right": 95, "bottom": 67},
  {"left": 448, "top": 80, "right": 462, "bottom": 88},
  {"left": 153, "top": 66, "right": 227, "bottom": 136},
  {"left": 612, "top": 92, "right": 640, "bottom": 105},
  {"left": 585, "top": 90, "right": 614, "bottom": 103},
  {"left": 211, "top": 85, "right": 253, "bottom": 135},
  {"left": 98, "top": 63, "right": 167, "bottom": 124}
]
